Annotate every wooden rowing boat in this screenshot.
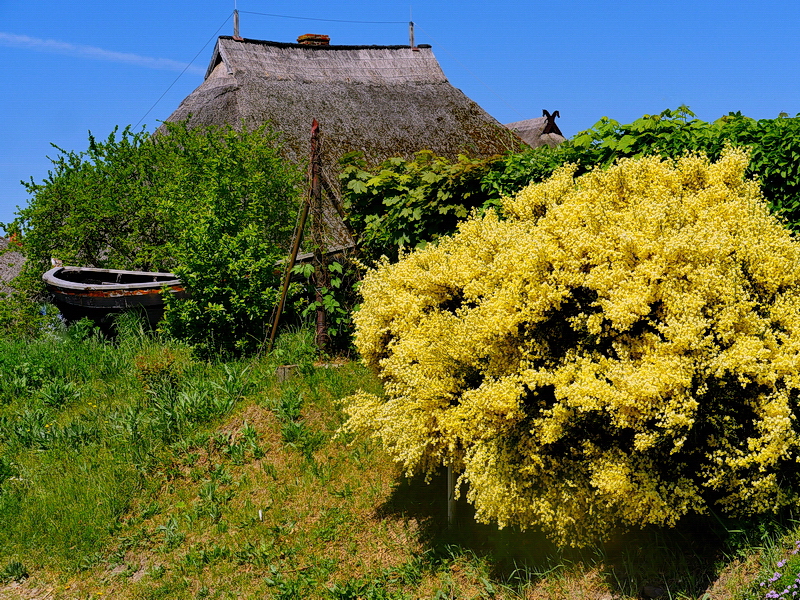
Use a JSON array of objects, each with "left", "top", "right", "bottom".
[{"left": 42, "top": 266, "right": 186, "bottom": 329}]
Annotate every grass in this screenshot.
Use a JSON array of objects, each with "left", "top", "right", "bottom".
[{"left": 0, "top": 316, "right": 799, "bottom": 599}]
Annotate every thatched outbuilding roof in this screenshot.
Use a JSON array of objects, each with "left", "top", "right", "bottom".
[
  {"left": 505, "top": 110, "right": 566, "bottom": 148},
  {"left": 165, "top": 36, "right": 524, "bottom": 176}
]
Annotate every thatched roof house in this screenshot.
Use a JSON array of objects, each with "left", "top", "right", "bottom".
[
  {"left": 164, "top": 35, "right": 527, "bottom": 251},
  {"left": 165, "top": 36, "right": 524, "bottom": 178}
]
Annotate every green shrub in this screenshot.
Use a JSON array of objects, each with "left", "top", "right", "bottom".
[
  {"left": 340, "top": 108, "right": 800, "bottom": 263},
  {"left": 340, "top": 150, "right": 500, "bottom": 261},
  {"left": 6, "top": 120, "right": 302, "bottom": 353},
  {"left": 492, "top": 106, "right": 800, "bottom": 226},
  {"left": 565, "top": 106, "right": 800, "bottom": 227},
  {"left": 0, "top": 292, "right": 58, "bottom": 339}
]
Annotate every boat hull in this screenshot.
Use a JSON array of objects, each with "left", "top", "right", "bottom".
[{"left": 42, "top": 266, "right": 187, "bottom": 329}]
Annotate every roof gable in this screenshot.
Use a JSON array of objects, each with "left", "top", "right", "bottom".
[
  {"left": 171, "top": 36, "right": 523, "bottom": 170},
  {"left": 206, "top": 37, "right": 444, "bottom": 84}
]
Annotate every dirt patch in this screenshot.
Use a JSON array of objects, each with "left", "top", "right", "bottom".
[
  {"left": 0, "top": 580, "right": 55, "bottom": 600},
  {"left": 705, "top": 554, "right": 762, "bottom": 600},
  {"left": 523, "top": 567, "right": 618, "bottom": 600}
]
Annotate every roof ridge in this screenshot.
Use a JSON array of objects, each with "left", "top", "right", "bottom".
[{"left": 217, "top": 36, "right": 431, "bottom": 51}]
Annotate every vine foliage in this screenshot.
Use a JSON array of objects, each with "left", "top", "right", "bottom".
[{"left": 340, "top": 108, "right": 800, "bottom": 262}]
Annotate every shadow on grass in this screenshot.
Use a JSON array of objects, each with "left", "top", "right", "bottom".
[{"left": 376, "top": 468, "right": 764, "bottom": 599}]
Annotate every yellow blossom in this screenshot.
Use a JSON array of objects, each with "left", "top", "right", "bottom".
[{"left": 342, "top": 148, "right": 800, "bottom": 545}]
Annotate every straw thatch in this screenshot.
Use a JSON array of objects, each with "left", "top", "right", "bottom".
[
  {"left": 0, "top": 238, "right": 25, "bottom": 295},
  {"left": 165, "top": 37, "right": 523, "bottom": 174},
  {"left": 164, "top": 37, "right": 525, "bottom": 251},
  {"left": 505, "top": 110, "right": 566, "bottom": 148}
]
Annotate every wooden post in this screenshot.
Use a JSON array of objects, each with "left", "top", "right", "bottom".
[
  {"left": 313, "top": 256, "right": 330, "bottom": 352},
  {"left": 447, "top": 465, "right": 456, "bottom": 529},
  {"left": 267, "top": 120, "right": 319, "bottom": 352},
  {"left": 308, "top": 122, "right": 330, "bottom": 352}
]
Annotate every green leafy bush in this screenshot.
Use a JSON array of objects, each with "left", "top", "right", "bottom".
[
  {"left": 480, "top": 143, "right": 577, "bottom": 199},
  {"left": 6, "top": 121, "right": 302, "bottom": 353},
  {"left": 566, "top": 106, "right": 800, "bottom": 226},
  {"left": 340, "top": 150, "right": 500, "bottom": 261},
  {"left": 494, "top": 106, "right": 800, "bottom": 225},
  {"left": 161, "top": 220, "right": 285, "bottom": 356},
  {"left": 0, "top": 293, "right": 58, "bottom": 339},
  {"left": 340, "top": 108, "right": 800, "bottom": 262}
]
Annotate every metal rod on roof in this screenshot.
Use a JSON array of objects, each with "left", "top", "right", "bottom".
[
  {"left": 233, "top": 9, "right": 242, "bottom": 40},
  {"left": 409, "top": 21, "right": 415, "bottom": 48}
]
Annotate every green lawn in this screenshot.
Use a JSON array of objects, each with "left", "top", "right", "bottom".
[{"left": 0, "top": 318, "right": 795, "bottom": 599}]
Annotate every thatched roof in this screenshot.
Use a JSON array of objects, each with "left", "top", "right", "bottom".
[
  {"left": 165, "top": 37, "right": 524, "bottom": 175},
  {"left": 505, "top": 110, "right": 566, "bottom": 148},
  {"left": 0, "top": 238, "right": 25, "bottom": 295},
  {"left": 164, "top": 36, "right": 525, "bottom": 252}
]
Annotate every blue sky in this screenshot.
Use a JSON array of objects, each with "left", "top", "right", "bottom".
[{"left": 2, "top": 0, "right": 799, "bottom": 231}]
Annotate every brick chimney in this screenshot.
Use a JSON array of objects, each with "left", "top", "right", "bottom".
[{"left": 297, "top": 34, "right": 330, "bottom": 46}]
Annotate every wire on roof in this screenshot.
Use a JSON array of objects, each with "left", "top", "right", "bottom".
[
  {"left": 238, "top": 10, "right": 407, "bottom": 25},
  {"left": 135, "top": 13, "right": 232, "bottom": 128}
]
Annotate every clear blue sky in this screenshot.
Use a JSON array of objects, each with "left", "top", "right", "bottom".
[{"left": 2, "top": 0, "right": 799, "bottom": 231}]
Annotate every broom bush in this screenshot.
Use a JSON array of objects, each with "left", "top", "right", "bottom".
[{"left": 343, "top": 148, "right": 800, "bottom": 545}]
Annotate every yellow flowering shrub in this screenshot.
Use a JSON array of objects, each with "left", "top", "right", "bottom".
[{"left": 342, "top": 148, "right": 800, "bottom": 545}]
